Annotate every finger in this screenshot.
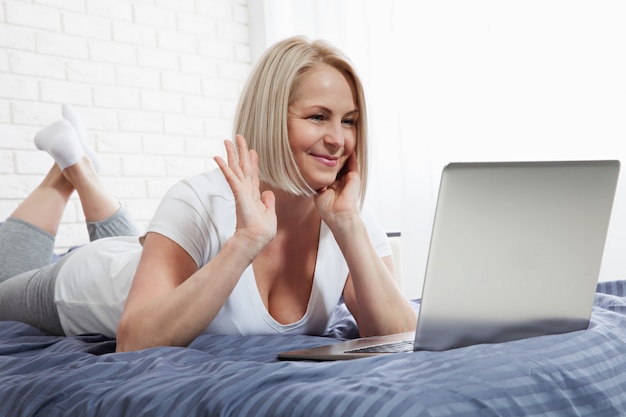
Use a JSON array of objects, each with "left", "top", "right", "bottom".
[
  {"left": 224, "top": 139, "right": 244, "bottom": 178},
  {"left": 214, "top": 155, "right": 226, "bottom": 171},
  {"left": 235, "top": 134, "right": 253, "bottom": 178},
  {"left": 216, "top": 154, "right": 254, "bottom": 203},
  {"left": 214, "top": 155, "right": 236, "bottom": 183},
  {"left": 261, "top": 190, "right": 276, "bottom": 212},
  {"left": 249, "top": 149, "right": 261, "bottom": 191}
]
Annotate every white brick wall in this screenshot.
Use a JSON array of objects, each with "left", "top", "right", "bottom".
[{"left": 0, "top": 0, "right": 251, "bottom": 252}]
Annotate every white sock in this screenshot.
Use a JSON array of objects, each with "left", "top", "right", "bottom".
[
  {"left": 34, "top": 120, "right": 85, "bottom": 171},
  {"left": 62, "top": 104, "right": 101, "bottom": 172}
]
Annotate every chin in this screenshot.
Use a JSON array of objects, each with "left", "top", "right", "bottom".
[
  {"left": 302, "top": 168, "right": 342, "bottom": 192},
  {"left": 310, "top": 178, "right": 338, "bottom": 192}
]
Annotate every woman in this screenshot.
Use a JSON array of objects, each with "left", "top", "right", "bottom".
[{"left": 0, "top": 37, "right": 416, "bottom": 352}]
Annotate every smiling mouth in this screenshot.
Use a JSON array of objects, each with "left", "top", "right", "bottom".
[{"left": 311, "top": 154, "right": 339, "bottom": 167}]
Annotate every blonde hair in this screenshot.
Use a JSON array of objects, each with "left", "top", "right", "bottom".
[{"left": 234, "top": 36, "right": 369, "bottom": 203}]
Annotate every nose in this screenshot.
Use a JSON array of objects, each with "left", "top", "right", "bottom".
[{"left": 323, "top": 120, "right": 345, "bottom": 148}]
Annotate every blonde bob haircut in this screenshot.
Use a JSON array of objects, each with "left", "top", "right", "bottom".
[{"left": 233, "top": 36, "right": 369, "bottom": 203}]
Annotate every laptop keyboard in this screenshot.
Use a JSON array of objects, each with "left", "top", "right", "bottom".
[{"left": 345, "top": 340, "right": 414, "bottom": 354}]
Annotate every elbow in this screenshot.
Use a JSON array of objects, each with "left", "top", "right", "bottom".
[
  {"left": 115, "top": 313, "right": 147, "bottom": 352},
  {"left": 396, "top": 304, "right": 418, "bottom": 334},
  {"left": 115, "top": 315, "right": 134, "bottom": 352},
  {"left": 404, "top": 311, "right": 418, "bottom": 333},
  {"left": 115, "top": 310, "right": 190, "bottom": 352},
  {"left": 363, "top": 307, "right": 417, "bottom": 338}
]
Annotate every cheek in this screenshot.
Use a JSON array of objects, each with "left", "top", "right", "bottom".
[
  {"left": 345, "top": 130, "right": 357, "bottom": 153},
  {"left": 287, "top": 121, "right": 312, "bottom": 151}
]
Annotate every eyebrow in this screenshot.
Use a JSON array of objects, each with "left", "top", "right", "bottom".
[{"left": 308, "top": 105, "right": 360, "bottom": 116}]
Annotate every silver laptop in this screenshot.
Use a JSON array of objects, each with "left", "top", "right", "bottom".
[{"left": 278, "top": 160, "right": 620, "bottom": 361}]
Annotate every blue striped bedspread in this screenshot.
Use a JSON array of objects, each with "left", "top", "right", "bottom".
[{"left": 1, "top": 280, "right": 626, "bottom": 417}]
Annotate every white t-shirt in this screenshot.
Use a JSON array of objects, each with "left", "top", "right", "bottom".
[{"left": 54, "top": 169, "right": 391, "bottom": 337}]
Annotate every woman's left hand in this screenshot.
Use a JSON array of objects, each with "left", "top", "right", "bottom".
[
  {"left": 315, "top": 153, "right": 418, "bottom": 337},
  {"left": 313, "top": 153, "right": 361, "bottom": 229}
]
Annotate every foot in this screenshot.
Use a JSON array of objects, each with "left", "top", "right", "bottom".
[
  {"left": 62, "top": 104, "right": 101, "bottom": 172},
  {"left": 34, "top": 120, "right": 85, "bottom": 171}
]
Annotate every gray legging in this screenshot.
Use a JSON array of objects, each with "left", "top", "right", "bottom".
[{"left": 0, "top": 209, "right": 140, "bottom": 335}]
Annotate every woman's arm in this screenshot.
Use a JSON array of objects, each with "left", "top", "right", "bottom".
[
  {"left": 117, "top": 136, "right": 276, "bottom": 351},
  {"left": 338, "top": 223, "right": 417, "bottom": 337},
  {"left": 116, "top": 231, "right": 262, "bottom": 351},
  {"left": 315, "top": 155, "right": 416, "bottom": 337}
]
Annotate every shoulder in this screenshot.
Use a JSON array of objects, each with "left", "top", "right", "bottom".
[
  {"left": 147, "top": 168, "right": 236, "bottom": 266},
  {"left": 169, "top": 168, "right": 233, "bottom": 201}
]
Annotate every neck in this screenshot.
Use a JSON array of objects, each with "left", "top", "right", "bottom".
[{"left": 262, "top": 183, "right": 318, "bottom": 230}]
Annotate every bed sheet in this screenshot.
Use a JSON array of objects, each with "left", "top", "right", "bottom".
[{"left": 1, "top": 281, "right": 626, "bottom": 417}]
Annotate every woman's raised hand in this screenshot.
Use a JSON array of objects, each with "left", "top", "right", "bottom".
[
  {"left": 214, "top": 135, "right": 277, "bottom": 253},
  {"left": 313, "top": 153, "right": 361, "bottom": 230}
]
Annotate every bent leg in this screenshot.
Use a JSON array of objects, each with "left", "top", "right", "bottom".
[
  {"left": 10, "top": 164, "right": 73, "bottom": 237},
  {"left": 87, "top": 207, "right": 141, "bottom": 241},
  {"left": 0, "top": 218, "right": 55, "bottom": 282},
  {"left": 34, "top": 104, "right": 119, "bottom": 226},
  {"left": 0, "top": 261, "right": 65, "bottom": 336},
  {"left": 62, "top": 158, "right": 120, "bottom": 224}
]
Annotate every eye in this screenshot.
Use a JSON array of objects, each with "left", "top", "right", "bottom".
[
  {"left": 342, "top": 118, "right": 356, "bottom": 127},
  {"left": 309, "top": 114, "right": 326, "bottom": 122}
]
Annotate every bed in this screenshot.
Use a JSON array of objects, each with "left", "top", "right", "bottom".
[{"left": 1, "top": 280, "right": 625, "bottom": 417}]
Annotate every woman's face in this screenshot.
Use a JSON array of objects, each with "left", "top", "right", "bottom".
[{"left": 287, "top": 65, "right": 358, "bottom": 191}]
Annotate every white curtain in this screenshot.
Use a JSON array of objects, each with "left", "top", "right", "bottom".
[{"left": 250, "top": 0, "right": 626, "bottom": 297}]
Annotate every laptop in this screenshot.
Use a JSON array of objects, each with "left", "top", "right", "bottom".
[{"left": 278, "top": 160, "right": 620, "bottom": 361}]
